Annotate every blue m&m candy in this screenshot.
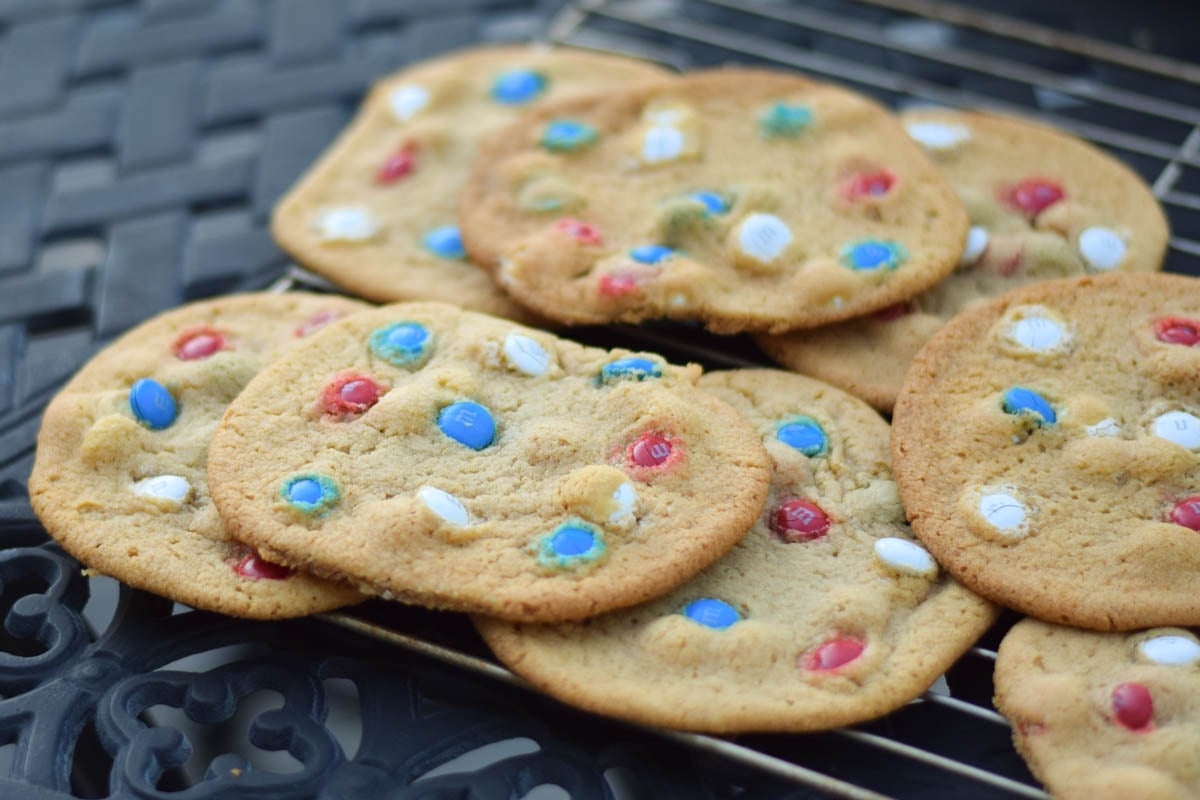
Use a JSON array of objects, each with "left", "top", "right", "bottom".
[
  {"left": 682, "top": 598, "right": 741, "bottom": 630},
  {"left": 369, "top": 321, "right": 432, "bottom": 367},
  {"left": 777, "top": 417, "right": 828, "bottom": 456},
  {"left": 1002, "top": 387, "right": 1057, "bottom": 425},
  {"left": 541, "top": 119, "right": 598, "bottom": 152},
  {"left": 840, "top": 238, "right": 908, "bottom": 271},
  {"left": 438, "top": 401, "right": 496, "bottom": 450},
  {"left": 629, "top": 245, "right": 674, "bottom": 265},
  {"left": 689, "top": 191, "right": 729, "bottom": 215},
  {"left": 538, "top": 520, "right": 606, "bottom": 568},
  {"left": 758, "top": 102, "right": 813, "bottom": 138},
  {"left": 129, "top": 379, "right": 177, "bottom": 430},
  {"left": 280, "top": 474, "right": 339, "bottom": 515},
  {"left": 423, "top": 225, "right": 465, "bottom": 260},
  {"left": 600, "top": 357, "right": 663, "bottom": 384},
  {"left": 491, "top": 69, "right": 546, "bottom": 105}
]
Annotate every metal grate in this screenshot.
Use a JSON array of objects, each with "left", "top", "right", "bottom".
[{"left": 309, "top": 1, "right": 1200, "bottom": 797}]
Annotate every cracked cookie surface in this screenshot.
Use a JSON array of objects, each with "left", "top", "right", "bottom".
[
  {"left": 893, "top": 273, "right": 1200, "bottom": 631},
  {"left": 459, "top": 69, "right": 967, "bottom": 334},
  {"left": 474, "top": 369, "right": 995, "bottom": 733},
  {"left": 272, "top": 45, "right": 668, "bottom": 320},
  {"left": 207, "top": 303, "right": 771, "bottom": 622},
  {"left": 758, "top": 109, "right": 1167, "bottom": 411}
]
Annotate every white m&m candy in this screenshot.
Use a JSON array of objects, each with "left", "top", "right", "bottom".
[
  {"left": 314, "top": 207, "right": 380, "bottom": 243},
  {"left": 389, "top": 84, "right": 429, "bottom": 121},
  {"left": 1007, "top": 316, "right": 1066, "bottom": 352},
  {"left": 132, "top": 475, "right": 191, "bottom": 506},
  {"left": 503, "top": 333, "right": 552, "bottom": 376},
  {"left": 979, "top": 493, "right": 1026, "bottom": 534},
  {"left": 418, "top": 486, "right": 470, "bottom": 526},
  {"left": 1153, "top": 411, "right": 1200, "bottom": 451},
  {"left": 1078, "top": 227, "right": 1127, "bottom": 271},
  {"left": 1138, "top": 635, "right": 1200, "bottom": 665},
  {"left": 905, "top": 121, "right": 971, "bottom": 151},
  {"left": 642, "top": 126, "right": 685, "bottom": 163},
  {"left": 961, "top": 226, "right": 989, "bottom": 266},
  {"left": 737, "top": 213, "right": 793, "bottom": 264},
  {"left": 609, "top": 482, "right": 638, "bottom": 523},
  {"left": 874, "top": 537, "right": 938, "bottom": 578}
]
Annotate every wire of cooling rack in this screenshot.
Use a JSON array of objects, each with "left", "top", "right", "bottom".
[{"left": 299, "top": 2, "right": 1200, "bottom": 796}]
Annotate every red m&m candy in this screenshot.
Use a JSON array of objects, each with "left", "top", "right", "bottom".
[
  {"left": 376, "top": 143, "right": 418, "bottom": 185},
  {"left": 629, "top": 433, "right": 674, "bottom": 468},
  {"left": 841, "top": 169, "right": 896, "bottom": 201},
  {"left": 873, "top": 303, "right": 912, "bottom": 322},
  {"left": 174, "top": 327, "right": 228, "bottom": 360},
  {"left": 599, "top": 272, "right": 640, "bottom": 297},
  {"left": 801, "top": 634, "right": 865, "bottom": 671},
  {"left": 1169, "top": 496, "right": 1200, "bottom": 531},
  {"left": 770, "top": 499, "right": 831, "bottom": 543},
  {"left": 234, "top": 550, "right": 293, "bottom": 581},
  {"left": 1155, "top": 316, "right": 1200, "bottom": 347},
  {"left": 1001, "top": 178, "right": 1065, "bottom": 217},
  {"left": 554, "top": 218, "right": 602, "bottom": 246},
  {"left": 1111, "top": 682, "right": 1154, "bottom": 731},
  {"left": 320, "top": 372, "right": 386, "bottom": 418},
  {"left": 295, "top": 309, "right": 344, "bottom": 337}
]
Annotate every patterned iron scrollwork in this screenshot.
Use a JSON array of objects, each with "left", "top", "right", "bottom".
[{"left": 0, "top": 543, "right": 790, "bottom": 800}]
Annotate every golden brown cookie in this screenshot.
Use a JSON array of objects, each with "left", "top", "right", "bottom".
[
  {"left": 459, "top": 68, "right": 968, "bottom": 334},
  {"left": 757, "top": 109, "right": 1169, "bottom": 411},
  {"left": 474, "top": 369, "right": 996, "bottom": 733},
  {"left": 206, "top": 303, "right": 771, "bottom": 623},
  {"left": 272, "top": 45, "right": 669, "bottom": 319},
  {"left": 892, "top": 273, "right": 1200, "bottom": 631},
  {"left": 995, "top": 619, "right": 1200, "bottom": 800},
  {"left": 29, "top": 293, "right": 367, "bottom": 619}
]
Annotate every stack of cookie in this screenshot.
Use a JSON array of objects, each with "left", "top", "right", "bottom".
[
  {"left": 29, "top": 290, "right": 995, "bottom": 738},
  {"left": 26, "top": 40, "right": 1197, "bottom": 796}
]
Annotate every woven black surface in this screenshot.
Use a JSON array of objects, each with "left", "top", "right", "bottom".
[{"left": 0, "top": 0, "right": 575, "bottom": 529}]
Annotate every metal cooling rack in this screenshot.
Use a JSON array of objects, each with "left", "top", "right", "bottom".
[{"left": 302, "top": 1, "right": 1200, "bottom": 798}]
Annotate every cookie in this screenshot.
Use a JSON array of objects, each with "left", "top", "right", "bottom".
[
  {"left": 757, "top": 109, "right": 1169, "bottom": 411},
  {"left": 892, "top": 272, "right": 1200, "bottom": 631},
  {"left": 272, "top": 45, "right": 669, "bottom": 319},
  {"left": 459, "top": 68, "right": 968, "bottom": 334},
  {"left": 206, "top": 303, "right": 771, "bottom": 623},
  {"left": 29, "top": 293, "right": 368, "bottom": 619},
  {"left": 474, "top": 369, "right": 996, "bottom": 733},
  {"left": 994, "top": 619, "right": 1200, "bottom": 800}
]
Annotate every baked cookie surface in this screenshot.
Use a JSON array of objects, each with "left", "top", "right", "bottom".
[
  {"left": 892, "top": 273, "right": 1200, "bottom": 631},
  {"left": 206, "top": 303, "right": 771, "bottom": 623},
  {"left": 474, "top": 369, "right": 996, "bottom": 733},
  {"left": 272, "top": 45, "right": 668, "bottom": 319},
  {"left": 757, "top": 109, "right": 1168, "bottom": 411},
  {"left": 29, "top": 293, "right": 367, "bottom": 619},
  {"left": 995, "top": 619, "right": 1200, "bottom": 800},
  {"left": 459, "top": 69, "right": 968, "bottom": 334}
]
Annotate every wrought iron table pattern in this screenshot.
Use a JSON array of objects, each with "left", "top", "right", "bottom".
[{"left": 1, "top": 0, "right": 1198, "bottom": 797}]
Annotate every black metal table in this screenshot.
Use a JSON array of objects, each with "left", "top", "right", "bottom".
[{"left": 2, "top": 1, "right": 1198, "bottom": 798}]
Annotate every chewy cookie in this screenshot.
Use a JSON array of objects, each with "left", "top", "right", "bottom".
[
  {"left": 475, "top": 369, "right": 996, "bottom": 733},
  {"left": 206, "top": 303, "right": 771, "bottom": 623},
  {"left": 29, "top": 294, "right": 367, "bottom": 619},
  {"left": 995, "top": 619, "right": 1200, "bottom": 800},
  {"left": 758, "top": 109, "right": 1169, "bottom": 411},
  {"left": 892, "top": 273, "right": 1200, "bottom": 631},
  {"left": 272, "top": 45, "right": 668, "bottom": 319},
  {"left": 459, "top": 68, "right": 968, "bottom": 334}
]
